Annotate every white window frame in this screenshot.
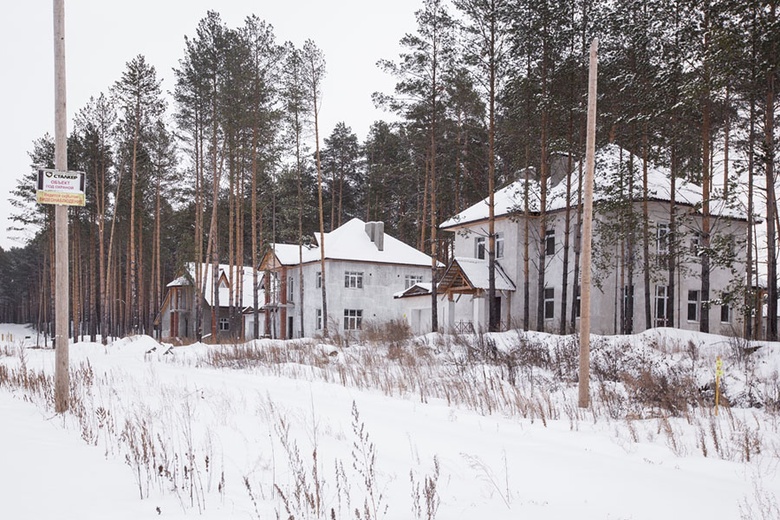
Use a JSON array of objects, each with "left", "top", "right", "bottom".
[
  {"left": 475, "top": 236, "right": 486, "bottom": 260},
  {"left": 496, "top": 232, "right": 504, "bottom": 259},
  {"left": 544, "top": 287, "right": 555, "bottom": 320},
  {"left": 269, "top": 272, "right": 281, "bottom": 303},
  {"left": 655, "top": 285, "right": 668, "bottom": 326},
  {"left": 344, "top": 309, "right": 363, "bottom": 330},
  {"left": 720, "top": 303, "right": 731, "bottom": 323},
  {"left": 287, "top": 276, "right": 294, "bottom": 302},
  {"left": 316, "top": 271, "right": 322, "bottom": 289},
  {"left": 316, "top": 309, "right": 323, "bottom": 330},
  {"left": 405, "top": 274, "right": 423, "bottom": 290},
  {"left": 345, "top": 271, "right": 364, "bottom": 289},
  {"left": 687, "top": 290, "right": 700, "bottom": 322}
]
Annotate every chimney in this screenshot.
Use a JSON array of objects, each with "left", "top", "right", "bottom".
[{"left": 365, "top": 221, "right": 385, "bottom": 251}]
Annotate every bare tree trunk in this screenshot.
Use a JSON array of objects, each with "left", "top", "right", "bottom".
[
  {"left": 296, "top": 128, "right": 305, "bottom": 338},
  {"left": 195, "top": 114, "right": 204, "bottom": 341},
  {"left": 89, "top": 212, "right": 97, "bottom": 342},
  {"left": 210, "top": 82, "right": 220, "bottom": 343},
  {"left": 154, "top": 163, "right": 162, "bottom": 339},
  {"left": 419, "top": 155, "right": 429, "bottom": 252},
  {"left": 486, "top": 6, "right": 498, "bottom": 333},
  {"left": 700, "top": 1, "right": 712, "bottom": 334},
  {"left": 523, "top": 146, "right": 531, "bottom": 330},
  {"left": 138, "top": 216, "right": 146, "bottom": 334},
  {"left": 746, "top": 49, "right": 757, "bottom": 338},
  {"left": 536, "top": 38, "right": 550, "bottom": 332},
  {"left": 666, "top": 147, "right": 677, "bottom": 328},
  {"left": 98, "top": 151, "right": 108, "bottom": 344},
  {"left": 104, "top": 155, "right": 125, "bottom": 342},
  {"left": 338, "top": 167, "right": 345, "bottom": 229},
  {"left": 227, "top": 144, "right": 236, "bottom": 340},
  {"left": 307, "top": 48, "right": 328, "bottom": 338},
  {"left": 251, "top": 119, "right": 260, "bottom": 340},
  {"left": 766, "top": 36, "right": 778, "bottom": 340},
  {"left": 642, "top": 127, "right": 651, "bottom": 330},
  {"left": 560, "top": 149, "right": 573, "bottom": 334},
  {"left": 128, "top": 94, "right": 141, "bottom": 334},
  {"left": 430, "top": 27, "right": 440, "bottom": 333},
  {"left": 71, "top": 222, "right": 80, "bottom": 341},
  {"left": 723, "top": 86, "right": 730, "bottom": 196}
]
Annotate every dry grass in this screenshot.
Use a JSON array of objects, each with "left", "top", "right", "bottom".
[
  {"left": 195, "top": 324, "right": 780, "bottom": 468},
  {"left": 2, "top": 326, "right": 780, "bottom": 518}
]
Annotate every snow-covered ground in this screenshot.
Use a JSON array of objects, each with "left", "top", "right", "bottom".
[{"left": 1, "top": 323, "right": 779, "bottom": 519}]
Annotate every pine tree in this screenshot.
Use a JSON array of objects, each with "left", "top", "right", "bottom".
[
  {"left": 112, "top": 54, "right": 165, "bottom": 334},
  {"left": 302, "top": 39, "right": 328, "bottom": 337},
  {"left": 376, "top": 0, "right": 456, "bottom": 332},
  {"left": 453, "top": 0, "right": 513, "bottom": 332},
  {"left": 243, "top": 16, "right": 284, "bottom": 339},
  {"left": 321, "top": 122, "right": 363, "bottom": 228},
  {"left": 72, "top": 93, "right": 116, "bottom": 342},
  {"left": 174, "top": 11, "right": 229, "bottom": 341}
]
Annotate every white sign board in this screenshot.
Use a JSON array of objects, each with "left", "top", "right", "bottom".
[{"left": 36, "top": 168, "right": 86, "bottom": 206}]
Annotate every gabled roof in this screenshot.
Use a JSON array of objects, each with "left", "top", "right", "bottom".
[
  {"left": 267, "top": 217, "right": 441, "bottom": 268},
  {"left": 441, "top": 144, "right": 746, "bottom": 230},
  {"left": 394, "top": 282, "right": 433, "bottom": 299},
  {"left": 170, "top": 263, "right": 260, "bottom": 309},
  {"left": 439, "top": 176, "right": 540, "bottom": 230},
  {"left": 268, "top": 243, "right": 320, "bottom": 266},
  {"left": 438, "top": 257, "right": 516, "bottom": 294}
]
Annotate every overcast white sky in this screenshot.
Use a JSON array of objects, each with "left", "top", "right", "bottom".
[{"left": 0, "top": 1, "right": 420, "bottom": 249}]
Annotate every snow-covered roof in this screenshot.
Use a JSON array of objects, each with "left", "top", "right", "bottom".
[
  {"left": 441, "top": 144, "right": 746, "bottom": 230},
  {"left": 177, "top": 262, "right": 260, "bottom": 309},
  {"left": 436, "top": 257, "right": 516, "bottom": 294},
  {"left": 451, "top": 257, "right": 516, "bottom": 291},
  {"left": 439, "top": 176, "right": 540, "bottom": 230},
  {"left": 166, "top": 275, "right": 189, "bottom": 288},
  {"left": 273, "top": 243, "right": 319, "bottom": 265},
  {"left": 270, "top": 218, "right": 440, "bottom": 268},
  {"left": 393, "top": 282, "right": 433, "bottom": 299}
]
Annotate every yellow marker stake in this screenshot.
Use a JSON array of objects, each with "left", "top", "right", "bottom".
[{"left": 715, "top": 356, "right": 723, "bottom": 416}]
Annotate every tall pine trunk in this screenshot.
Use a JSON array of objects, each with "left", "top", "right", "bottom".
[
  {"left": 129, "top": 95, "right": 140, "bottom": 333},
  {"left": 765, "top": 43, "right": 778, "bottom": 340},
  {"left": 700, "top": 2, "right": 712, "bottom": 334},
  {"left": 666, "top": 147, "right": 677, "bottom": 328},
  {"left": 642, "top": 128, "right": 651, "bottom": 330}
]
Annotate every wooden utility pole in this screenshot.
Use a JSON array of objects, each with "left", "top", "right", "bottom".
[
  {"left": 578, "top": 39, "right": 598, "bottom": 409},
  {"left": 53, "top": 0, "right": 70, "bottom": 413}
]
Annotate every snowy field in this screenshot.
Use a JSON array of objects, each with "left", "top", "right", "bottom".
[{"left": 2, "top": 323, "right": 780, "bottom": 519}]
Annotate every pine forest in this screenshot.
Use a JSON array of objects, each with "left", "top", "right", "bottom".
[{"left": 1, "top": 0, "right": 779, "bottom": 343}]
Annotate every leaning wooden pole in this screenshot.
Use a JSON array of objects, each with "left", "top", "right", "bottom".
[
  {"left": 578, "top": 38, "right": 598, "bottom": 409},
  {"left": 53, "top": 0, "right": 70, "bottom": 413}
]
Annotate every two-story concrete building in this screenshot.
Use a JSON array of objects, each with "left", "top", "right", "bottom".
[
  {"left": 260, "top": 218, "right": 439, "bottom": 339},
  {"left": 437, "top": 144, "right": 749, "bottom": 336}
]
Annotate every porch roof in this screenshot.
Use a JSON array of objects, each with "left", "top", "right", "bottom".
[{"left": 438, "top": 257, "right": 516, "bottom": 295}]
